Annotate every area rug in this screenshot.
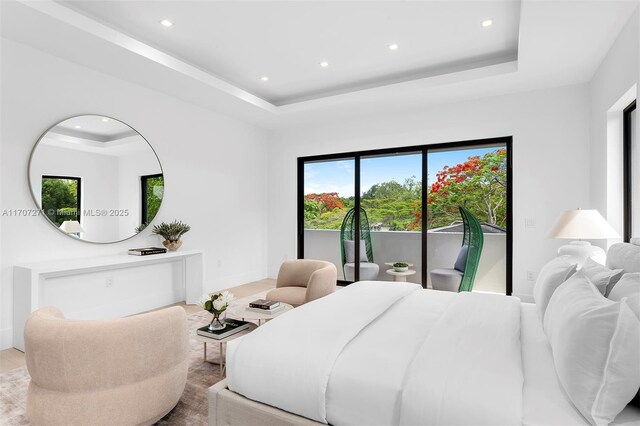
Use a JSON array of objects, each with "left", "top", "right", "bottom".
[{"left": 0, "top": 304, "right": 262, "bottom": 426}]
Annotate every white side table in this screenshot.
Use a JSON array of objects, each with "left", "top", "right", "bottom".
[
  {"left": 385, "top": 269, "right": 417, "bottom": 282},
  {"left": 193, "top": 322, "right": 257, "bottom": 376}
]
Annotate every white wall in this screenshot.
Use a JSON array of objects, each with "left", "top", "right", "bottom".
[
  {"left": 30, "top": 144, "right": 120, "bottom": 241},
  {"left": 304, "top": 229, "right": 506, "bottom": 293},
  {"left": 267, "top": 84, "right": 592, "bottom": 301},
  {"left": 589, "top": 9, "right": 638, "bottom": 242},
  {"left": 0, "top": 39, "right": 270, "bottom": 349}
]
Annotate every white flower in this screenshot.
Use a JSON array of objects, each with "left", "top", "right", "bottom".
[
  {"left": 197, "top": 294, "right": 211, "bottom": 309},
  {"left": 212, "top": 299, "right": 225, "bottom": 311},
  {"left": 220, "top": 291, "right": 235, "bottom": 304}
]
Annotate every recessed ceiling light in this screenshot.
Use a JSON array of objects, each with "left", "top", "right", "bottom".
[
  {"left": 388, "top": 43, "right": 399, "bottom": 51},
  {"left": 320, "top": 61, "right": 329, "bottom": 68},
  {"left": 481, "top": 19, "right": 493, "bottom": 28},
  {"left": 74, "top": 125, "right": 82, "bottom": 129},
  {"left": 260, "top": 76, "right": 269, "bottom": 81},
  {"left": 160, "top": 19, "right": 173, "bottom": 27},
  {"left": 101, "top": 117, "right": 109, "bottom": 122}
]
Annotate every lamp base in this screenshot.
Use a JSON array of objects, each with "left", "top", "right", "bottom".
[{"left": 557, "top": 241, "right": 605, "bottom": 267}]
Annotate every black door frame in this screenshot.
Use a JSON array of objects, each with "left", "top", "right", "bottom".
[
  {"left": 297, "top": 136, "right": 513, "bottom": 295},
  {"left": 623, "top": 100, "right": 636, "bottom": 242},
  {"left": 141, "top": 173, "right": 164, "bottom": 225},
  {"left": 42, "top": 175, "right": 82, "bottom": 224}
]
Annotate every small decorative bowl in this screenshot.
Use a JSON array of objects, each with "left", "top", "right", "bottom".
[{"left": 394, "top": 266, "right": 409, "bottom": 272}]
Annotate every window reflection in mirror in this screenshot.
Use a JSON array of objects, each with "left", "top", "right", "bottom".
[
  {"left": 41, "top": 176, "right": 81, "bottom": 226},
  {"left": 29, "top": 115, "right": 164, "bottom": 243},
  {"left": 141, "top": 174, "right": 164, "bottom": 227}
]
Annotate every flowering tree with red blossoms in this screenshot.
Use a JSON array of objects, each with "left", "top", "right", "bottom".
[
  {"left": 304, "top": 192, "right": 344, "bottom": 213},
  {"left": 426, "top": 149, "right": 507, "bottom": 228}
]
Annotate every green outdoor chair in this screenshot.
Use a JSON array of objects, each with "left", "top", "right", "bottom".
[
  {"left": 340, "top": 207, "right": 380, "bottom": 281},
  {"left": 430, "top": 206, "right": 485, "bottom": 292}
]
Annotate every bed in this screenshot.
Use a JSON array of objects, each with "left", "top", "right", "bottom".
[{"left": 209, "top": 244, "right": 640, "bottom": 426}]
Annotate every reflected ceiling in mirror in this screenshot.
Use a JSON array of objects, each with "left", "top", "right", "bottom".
[{"left": 29, "top": 115, "right": 164, "bottom": 243}]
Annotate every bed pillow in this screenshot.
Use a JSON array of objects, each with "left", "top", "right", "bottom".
[
  {"left": 453, "top": 245, "right": 469, "bottom": 272},
  {"left": 608, "top": 273, "right": 640, "bottom": 321},
  {"left": 580, "top": 257, "right": 624, "bottom": 296},
  {"left": 343, "top": 240, "right": 368, "bottom": 263},
  {"left": 608, "top": 273, "right": 640, "bottom": 407},
  {"left": 544, "top": 271, "right": 640, "bottom": 425},
  {"left": 533, "top": 256, "right": 577, "bottom": 320}
]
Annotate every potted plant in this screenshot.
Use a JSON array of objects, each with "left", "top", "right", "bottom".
[
  {"left": 152, "top": 220, "right": 191, "bottom": 251},
  {"left": 199, "top": 291, "right": 235, "bottom": 330},
  {"left": 393, "top": 262, "right": 409, "bottom": 272}
]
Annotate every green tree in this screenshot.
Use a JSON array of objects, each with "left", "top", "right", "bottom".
[
  {"left": 144, "top": 176, "right": 164, "bottom": 224},
  {"left": 42, "top": 178, "right": 78, "bottom": 226},
  {"left": 302, "top": 150, "right": 506, "bottom": 232},
  {"left": 427, "top": 149, "right": 507, "bottom": 228}
]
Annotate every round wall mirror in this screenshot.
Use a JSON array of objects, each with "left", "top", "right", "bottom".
[{"left": 29, "top": 115, "right": 164, "bottom": 243}]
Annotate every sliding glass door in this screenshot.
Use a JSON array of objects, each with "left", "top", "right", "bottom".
[
  {"left": 360, "top": 152, "right": 422, "bottom": 284},
  {"left": 426, "top": 145, "right": 508, "bottom": 294},
  {"left": 302, "top": 158, "right": 355, "bottom": 281},
  {"left": 298, "top": 137, "right": 512, "bottom": 294}
]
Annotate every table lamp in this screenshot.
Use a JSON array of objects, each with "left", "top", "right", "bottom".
[
  {"left": 59, "top": 220, "right": 84, "bottom": 238},
  {"left": 548, "top": 208, "right": 620, "bottom": 266}
]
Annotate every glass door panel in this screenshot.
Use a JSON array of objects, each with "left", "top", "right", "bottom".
[
  {"left": 360, "top": 152, "right": 422, "bottom": 284},
  {"left": 303, "top": 158, "right": 355, "bottom": 282},
  {"left": 426, "top": 145, "right": 508, "bottom": 294}
]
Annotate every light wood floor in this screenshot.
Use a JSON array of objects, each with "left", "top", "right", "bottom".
[{"left": 0, "top": 278, "right": 276, "bottom": 374}]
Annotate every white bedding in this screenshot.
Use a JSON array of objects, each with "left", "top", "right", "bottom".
[{"left": 226, "top": 282, "right": 640, "bottom": 425}]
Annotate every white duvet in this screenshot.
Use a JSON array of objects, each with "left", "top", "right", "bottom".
[{"left": 226, "top": 282, "right": 523, "bottom": 425}]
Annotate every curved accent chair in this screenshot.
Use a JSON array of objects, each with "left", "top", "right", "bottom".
[
  {"left": 430, "top": 206, "right": 485, "bottom": 292},
  {"left": 340, "top": 207, "right": 380, "bottom": 281},
  {"left": 266, "top": 259, "right": 337, "bottom": 307},
  {"left": 25, "top": 306, "right": 189, "bottom": 426}
]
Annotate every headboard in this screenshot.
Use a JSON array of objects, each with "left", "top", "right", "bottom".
[{"left": 606, "top": 242, "right": 640, "bottom": 273}]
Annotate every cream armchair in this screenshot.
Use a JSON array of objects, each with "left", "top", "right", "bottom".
[
  {"left": 266, "top": 259, "right": 337, "bottom": 307},
  {"left": 24, "top": 306, "right": 189, "bottom": 426}
]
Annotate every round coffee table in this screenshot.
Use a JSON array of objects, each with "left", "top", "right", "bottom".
[
  {"left": 226, "top": 302, "right": 294, "bottom": 325},
  {"left": 385, "top": 268, "right": 417, "bottom": 282}
]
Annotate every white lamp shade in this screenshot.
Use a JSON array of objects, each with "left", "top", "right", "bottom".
[
  {"left": 548, "top": 209, "right": 620, "bottom": 240},
  {"left": 59, "top": 220, "right": 84, "bottom": 233}
]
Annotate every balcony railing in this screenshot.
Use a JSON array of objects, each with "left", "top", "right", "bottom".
[{"left": 303, "top": 229, "right": 506, "bottom": 293}]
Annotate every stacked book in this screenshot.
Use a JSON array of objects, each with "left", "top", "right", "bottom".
[
  {"left": 128, "top": 247, "right": 167, "bottom": 256},
  {"left": 196, "top": 318, "right": 251, "bottom": 340},
  {"left": 247, "top": 299, "right": 283, "bottom": 314}
]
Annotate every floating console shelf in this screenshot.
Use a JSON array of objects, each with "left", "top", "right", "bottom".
[{"left": 13, "top": 250, "right": 203, "bottom": 351}]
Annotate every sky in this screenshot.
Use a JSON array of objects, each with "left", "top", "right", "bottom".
[{"left": 304, "top": 146, "right": 501, "bottom": 197}]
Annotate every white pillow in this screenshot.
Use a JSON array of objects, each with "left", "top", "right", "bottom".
[
  {"left": 544, "top": 271, "right": 640, "bottom": 425},
  {"left": 533, "top": 256, "right": 577, "bottom": 320},
  {"left": 343, "top": 240, "right": 368, "bottom": 263},
  {"left": 580, "top": 257, "right": 624, "bottom": 296},
  {"left": 609, "top": 273, "right": 640, "bottom": 321}
]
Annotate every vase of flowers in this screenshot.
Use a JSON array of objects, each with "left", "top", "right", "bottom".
[
  {"left": 152, "top": 220, "right": 191, "bottom": 251},
  {"left": 199, "top": 291, "right": 234, "bottom": 330}
]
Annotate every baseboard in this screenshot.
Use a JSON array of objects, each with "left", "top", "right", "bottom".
[{"left": 1, "top": 327, "right": 13, "bottom": 350}]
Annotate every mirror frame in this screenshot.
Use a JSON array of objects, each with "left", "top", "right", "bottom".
[{"left": 28, "top": 114, "right": 165, "bottom": 244}]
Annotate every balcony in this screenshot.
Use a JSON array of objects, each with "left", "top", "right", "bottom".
[{"left": 304, "top": 229, "right": 506, "bottom": 293}]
